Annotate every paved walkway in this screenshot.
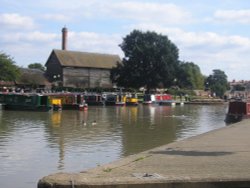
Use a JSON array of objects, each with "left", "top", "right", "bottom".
[{"left": 38, "top": 120, "right": 250, "bottom": 188}]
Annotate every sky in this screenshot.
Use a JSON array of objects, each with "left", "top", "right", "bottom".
[{"left": 1, "top": 0, "right": 250, "bottom": 81}]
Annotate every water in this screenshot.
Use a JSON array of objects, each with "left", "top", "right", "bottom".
[{"left": 0, "top": 104, "right": 227, "bottom": 188}]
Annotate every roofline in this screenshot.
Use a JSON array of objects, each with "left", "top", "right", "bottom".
[
  {"left": 61, "top": 65, "right": 115, "bottom": 69},
  {"left": 53, "top": 49, "right": 121, "bottom": 58}
]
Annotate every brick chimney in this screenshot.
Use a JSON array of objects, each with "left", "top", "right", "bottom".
[{"left": 62, "top": 26, "right": 68, "bottom": 50}]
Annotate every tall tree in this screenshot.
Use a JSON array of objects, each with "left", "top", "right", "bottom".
[
  {"left": 177, "top": 62, "right": 204, "bottom": 89},
  {"left": 111, "top": 30, "right": 179, "bottom": 90},
  {"left": 205, "top": 69, "right": 229, "bottom": 98},
  {"left": 0, "top": 52, "right": 20, "bottom": 81},
  {"left": 28, "top": 63, "right": 45, "bottom": 71}
]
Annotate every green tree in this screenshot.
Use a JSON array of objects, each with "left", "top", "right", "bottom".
[
  {"left": 28, "top": 63, "right": 45, "bottom": 71},
  {"left": 177, "top": 62, "right": 204, "bottom": 89},
  {"left": 205, "top": 69, "right": 229, "bottom": 98},
  {"left": 0, "top": 52, "right": 20, "bottom": 81},
  {"left": 110, "top": 30, "right": 179, "bottom": 90}
]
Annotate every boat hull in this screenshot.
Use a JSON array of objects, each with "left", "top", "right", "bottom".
[
  {"left": 0, "top": 93, "right": 52, "bottom": 112},
  {"left": 158, "top": 101, "right": 176, "bottom": 106},
  {"left": 61, "top": 104, "right": 81, "bottom": 110},
  {"left": 4, "top": 104, "right": 51, "bottom": 112},
  {"left": 142, "top": 101, "right": 152, "bottom": 105},
  {"left": 225, "top": 100, "right": 250, "bottom": 124}
]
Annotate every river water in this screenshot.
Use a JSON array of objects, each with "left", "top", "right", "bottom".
[{"left": 0, "top": 104, "right": 228, "bottom": 188}]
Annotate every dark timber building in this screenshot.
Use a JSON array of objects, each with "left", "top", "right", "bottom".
[{"left": 45, "top": 27, "right": 120, "bottom": 88}]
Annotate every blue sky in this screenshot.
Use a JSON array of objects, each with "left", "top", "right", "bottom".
[{"left": 1, "top": 0, "right": 250, "bottom": 81}]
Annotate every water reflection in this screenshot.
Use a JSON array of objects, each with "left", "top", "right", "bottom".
[
  {"left": 0, "top": 104, "right": 227, "bottom": 188},
  {"left": 120, "top": 105, "right": 177, "bottom": 156},
  {"left": 175, "top": 104, "right": 228, "bottom": 139}
]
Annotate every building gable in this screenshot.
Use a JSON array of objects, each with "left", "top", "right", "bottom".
[
  {"left": 45, "top": 49, "right": 120, "bottom": 88},
  {"left": 48, "top": 49, "right": 120, "bottom": 69}
]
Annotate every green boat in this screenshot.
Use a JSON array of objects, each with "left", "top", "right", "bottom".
[{"left": 0, "top": 93, "right": 52, "bottom": 112}]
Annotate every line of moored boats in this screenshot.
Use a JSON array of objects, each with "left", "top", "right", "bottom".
[
  {"left": 0, "top": 92, "right": 182, "bottom": 112},
  {"left": 1, "top": 91, "right": 250, "bottom": 125}
]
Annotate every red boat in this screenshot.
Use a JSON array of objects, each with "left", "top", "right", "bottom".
[
  {"left": 225, "top": 99, "right": 250, "bottom": 124},
  {"left": 155, "top": 94, "right": 175, "bottom": 106}
]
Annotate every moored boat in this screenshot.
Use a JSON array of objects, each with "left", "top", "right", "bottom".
[
  {"left": 105, "top": 94, "right": 117, "bottom": 106},
  {"left": 142, "top": 94, "right": 155, "bottom": 105},
  {"left": 225, "top": 99, "right": 250, "bottom": 124},
  {"left": 84, "top": 94, "right": 104, "bottom": 106},
  {"left": 155, "top": 94, "right": 176, "bottom": 106},
  {"left": 137, "top": 93, "right": 144, "bottom": 103},
  {"left": 115, "top": 94, "right": 126, "bottom": 106},
  {"left": 50, "top": 98, "right": 62, "bottom": 111},
  {"left": 47, "top": 93, "right": 85, "bottom": 110},
  {"left": 126, "top": 93, "right": 138, "bottom": 106},
  {"left": 104, "top": 93, "right": 126, "bottom": 106},
  {"left": 0, "top": 93, "right": 52, "bottom": 111}
]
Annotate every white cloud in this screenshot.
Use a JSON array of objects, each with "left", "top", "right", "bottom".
[
  {"left": 129, "top": 23, "right": 250, "bottom": 49},
  {"left": 41, "top": 14, "right": 71, "bottom": 22},
  {"left": 106, "top": 2, "right": 192, "bottom": 24},
  {"left": 214, "top": 9, "right": 250, "bottom": 24},
  {"left": 0, "top": 13, "right": 35, "bottom": 30},
  {"left": 68, "top": 32, "right": 123, "bottom": 56},
  {"left": 1, "top": 31, "right": 59, "bottom": 43},
  {"left": 39, "top": 1, "right": 191, "bottom": 24},
  {"left": 0, "top": 31, "right": 60, "bottom": 66}
]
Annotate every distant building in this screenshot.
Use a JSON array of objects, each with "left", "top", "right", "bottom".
[
  {"left": 228, "top": 80, "right": 250, "bottom": 99},
  {"left": 45, "top": 49, "right": 120, "bottom": 88},
  {"left": 45, "top": 27, "right": 121, "bottom": 88},
  {"left": 16, "top": 68, "right": 51, "bottom": 91}
]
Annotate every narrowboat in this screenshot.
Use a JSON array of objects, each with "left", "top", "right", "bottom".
[
  {"left": 225, "top": 99, "right": 250, "bottom": 124},
  {"left": 155, "top": 94, "right": 176, "bottom": 106},
  {"left": 105, "top": 94, "right": 117, "bottom": 106},
  {"left": 137, "top": 93, "right": 144, "bottom": 103},
  {"left": 126, "top": 93, "right": 139, "bottom": 106},
  {"left": 116, "top": 94, "right": 126, "bottom": 106},
  {"left": 142, "top": 94, "right": 155, "bottom": 105},
  {"left": 84, "top": 94, "right": 104, "bottom": 106},
  {"left": 47, "top": 93, "right": 85, "bottom": 110},
  {"left": 0, "top": 93, "right": 52, "bottom": 111},
  {"left": 105, "top": 93, "right": 126, "bottom": 106},
  {"left": 50, "top": 98, "right": 62, "bottom": 111}
]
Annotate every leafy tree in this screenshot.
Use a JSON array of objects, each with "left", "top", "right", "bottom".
[
  {"left": 111, "top": 30, "right": 179, "bottom": 91},
  {"left": 177, "top": 62, "right": 204, "bottom": 89},
  {"left": 28, "top": 63, "right": 45, "bottom": 71},
  {"left": 205, "top": 69, "right": 229, "bottom": 98},
  {"left": 0, "top": 52, "right": 20, "bottom": 81}
]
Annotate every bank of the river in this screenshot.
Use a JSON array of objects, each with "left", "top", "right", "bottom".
[
  {"left": 38, "top": 119, "right": 250, "bottom": 188},
  {"left": 186, "top": 97, "right": 226, "bottom": 105}
]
